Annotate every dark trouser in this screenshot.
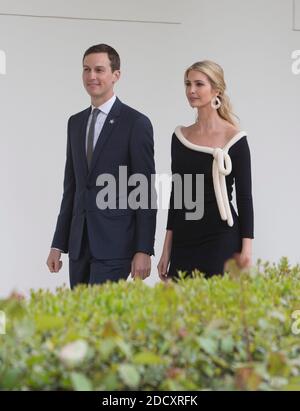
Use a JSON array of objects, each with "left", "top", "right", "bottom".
[{"left": 69, "top": 222, "right": 132, "bottom": 289}]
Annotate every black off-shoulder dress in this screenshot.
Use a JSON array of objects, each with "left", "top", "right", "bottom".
[{"left": 167, "top": 127, "right": 254, "bottom": 278}]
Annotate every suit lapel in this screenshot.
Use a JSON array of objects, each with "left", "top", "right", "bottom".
[
  {"left": 88, "top": 97, "right": 123, "bottom": 175},
  {"left": 78, "top": 107, "right": 92, "bottom": 176}
]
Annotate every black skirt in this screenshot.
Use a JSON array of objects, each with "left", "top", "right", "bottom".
[{"left": 168, "top": 231, "right": 242, "bottom": 279}]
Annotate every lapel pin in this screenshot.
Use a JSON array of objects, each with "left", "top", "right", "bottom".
[{"left": 109, "top": 119, "right": 115, "bottom": 124}]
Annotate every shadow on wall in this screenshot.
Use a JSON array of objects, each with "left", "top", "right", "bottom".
[
  {"left": 0, "top": 49, "right": 6, "bottom": 75},
  {"left": 291, "top": 50, "right": 300, "bottom": 74}
]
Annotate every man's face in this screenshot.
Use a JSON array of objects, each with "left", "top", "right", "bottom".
[{"left": 82, "top": 52, "right": 120, "bottom": 102}]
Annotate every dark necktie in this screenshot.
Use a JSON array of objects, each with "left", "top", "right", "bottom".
[{"left": 86, "top": 108, "right": 100, "bottom": 170}]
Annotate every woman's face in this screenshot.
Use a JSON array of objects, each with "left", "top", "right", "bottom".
[{"left": 185, "top": 70, "right": 217, "bottom": 109}]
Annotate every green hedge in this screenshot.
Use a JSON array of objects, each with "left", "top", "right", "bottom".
[{"left": 1, "top": 258, "right": 300, "bottom": 391}]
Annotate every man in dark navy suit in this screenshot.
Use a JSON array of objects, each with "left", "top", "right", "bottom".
[{"left": 46, "top": 44, "right": 156, "bottom": 288}]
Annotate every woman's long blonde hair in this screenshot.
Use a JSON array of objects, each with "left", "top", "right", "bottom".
[{"left": 185, "top": 60, "right": 238, "bottom": 126}]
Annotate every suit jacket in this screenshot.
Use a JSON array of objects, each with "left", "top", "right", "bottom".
[{"left": 51, "top": 97, "right": 156, "bottom": 260}]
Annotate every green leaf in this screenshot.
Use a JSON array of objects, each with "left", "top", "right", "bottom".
[
  {"left": 221, "top": 336, "right": 235, "bottom": 354},
  {"left": 268, "top": 352, "right": 289, "bottom": 377},
  {"left": 116, "top": 339, "right": 132, "bottom": 358},
  {"left": 198, "top": 337, "right": 218, "bottom": 355},
  {"left": 0, "top": 368, "right": 22, "bottom": 389},
  {"left": 282, "top": 377, "right": 300, "bottom": 391},
  {"left": 34, "top": 315, "right": 65, "bottom": 331},
  {"left": 99, "top": 338, "right": 117, "bottom": 359},
  {"left": 132, "top": 351, "right": 165, "bottom": 365},
  {"left": 118, "top": 364, "right": 140, "bottom": 388},
  {"left": 70, "top": 372, "right": 93, "bottom": 391}
]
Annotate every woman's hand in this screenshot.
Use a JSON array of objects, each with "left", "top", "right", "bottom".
[
  {"left": 234, "top": 238, "right": 252, "bottom": 269},
  {"left": 157, "top": 230, "right": 173, "bottom": 281},
  {"left": 157, "top": 251, "right": 171, "bottom": 281},
  {"left": 234, "top": 250, "right": 251, "bottom": 269}
]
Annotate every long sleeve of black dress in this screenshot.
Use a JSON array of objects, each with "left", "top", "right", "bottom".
[{"left": 230, "top": 136, "right": 254, "bottom": 238}]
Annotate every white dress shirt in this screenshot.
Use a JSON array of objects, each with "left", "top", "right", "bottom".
[{"left": 86, "top": 94, "right": 116, "bottom": 152}]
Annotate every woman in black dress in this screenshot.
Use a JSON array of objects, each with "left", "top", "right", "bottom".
[{"left": 157, "top": 60, "right": 254, "bottom": 280}]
